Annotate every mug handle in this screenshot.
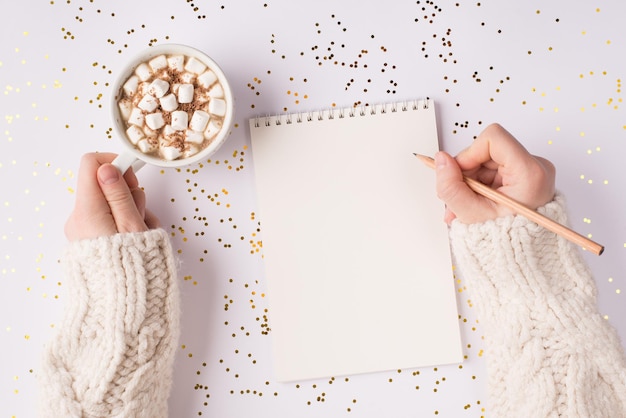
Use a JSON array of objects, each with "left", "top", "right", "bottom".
[{"left": 111, "top": 151, "right": 146, "bottom": 174}]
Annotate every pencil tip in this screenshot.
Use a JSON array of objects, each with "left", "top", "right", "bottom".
[{"left": 413, "top": 153, "right": 436, "bottom": 169}]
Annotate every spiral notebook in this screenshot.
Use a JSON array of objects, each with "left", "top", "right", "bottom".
[{"left": 249, "top": 99, "right": 462, "bottom": 382}]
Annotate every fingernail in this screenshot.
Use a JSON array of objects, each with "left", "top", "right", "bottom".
[
  {"left": 98, "top": 164, "right": 120, "bottom": 185},
  {"left": 434, "top": 152, "right": 447, "bottom": 169}
]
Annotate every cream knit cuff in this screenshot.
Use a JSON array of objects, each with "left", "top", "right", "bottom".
[
  {"left": 448, "top": 198, "right": 626, "bottom": 417},
  {"left": 39, "top": 229, "right": 179, "bottom": 418},
  {"left": 447, "top": 193, "right": 597, "bottom": 330}
]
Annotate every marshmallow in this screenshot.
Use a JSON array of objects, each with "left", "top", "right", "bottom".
[
  {"left": 149, "top": 55, "right": 168, "bottom": 72},
  {"left": 197, "top": 70, "right": 218, "bottom": 88},
  {"left": 161, "top": 145, "right": 182, "bottom": 161},
  {"left": 204, "top": 119, "right": 222, "bottom": 139},
  {"left": 138, "top": 94, "right": 158, "bottom": 112},
  {"left": 185, "top": 56, "right": 207, "bottom": 74},
  {"left": 144, "top": 129, "right": 159, "bottom": 142},
  {"left": 159, "top": 93, "right": 178, "bottom": 112},
  {"left": 128, "top": 107, "right": 144, "bottom": 126},
  {"left": 147, "top": 79, "right": 170, "bottom": 98},
  {"left": 171, "top": 110, "right": 189, "bottom": 130},
  {"left": 145, "top": 112, "right": 165, "bottom": 130},
  {"left": 208, "top": 98, "right": 227, "bottom": 116},
  {"left": 185, "top": 129, "right": 204, "bottom": 144},
  {"left": 126, "top": 125, "right": 145, "bottom": 144},
  {"left": 194, "top": 91, "right": 210, "bottom": 105},
  {"left": 137, "top": 138, "right": 157, "bottom": 153},
  {"left": 208, "top": 84, "right": 224, "bottom": 99},
  {"left": 137, "top": 81, "right": 150, "bottom": 97},
  {"left": 189, "top": 110, "right": 210, "bottom": 132},
  {"left": 180, "top": 72, "right": 196, "bottom": 84},
  {"left": 183, "top": 144, "right": 200, "bottom": 158},
  {"left": 178, "top": 84, "right": 194, "bottom": 103},
  {"left": 162, "top": 124, "right": 176, "bottom": 137},
  {"left": 135, "top": 63, "right": 153, "bottom": 82},
  {"left": 118, "top": 98, "right": 132, "bottom": 120},
  {"left": 122, "top": 75, "right": 139, "bottom": 96},
  {"left": 167, "top": 55, "right": 184, "bottom": 72}
]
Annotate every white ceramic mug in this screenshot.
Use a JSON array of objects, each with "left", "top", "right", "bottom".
[{"left": 110, "top": 44, "right": 234, "bottom": 173}]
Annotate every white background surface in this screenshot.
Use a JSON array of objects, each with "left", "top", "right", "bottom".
[{"left": 2, "top": 1, "right": 626, "bottom": 417}]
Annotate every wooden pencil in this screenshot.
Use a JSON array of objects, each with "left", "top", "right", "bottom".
[{"left": 414, "top": 153, "right": 605, "bottom": 256}]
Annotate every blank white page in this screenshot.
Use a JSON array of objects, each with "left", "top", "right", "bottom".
[{"left": 249, "top": 100, "right": 462, "bottom": 382}]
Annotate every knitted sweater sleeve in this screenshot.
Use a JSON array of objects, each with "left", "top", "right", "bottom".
[
  {"left": 449, "top": 194, "right": 626, "bottom": 417},
  {"left": 38, "top": 229, "right": 180, "bottom": 418}
]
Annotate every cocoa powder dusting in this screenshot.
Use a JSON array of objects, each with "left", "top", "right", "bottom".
[
  {"left": 179, "top": 102, "right": 199, "bottom": 113},
  {"left": 162, "top": 111, "right": 172, "bottom": 125},
  {"left": 166, "top": 68, "right": 184, "bottom": 85},
  {"left": 166, "top": 131, "right": 186, "bottom": 151}
]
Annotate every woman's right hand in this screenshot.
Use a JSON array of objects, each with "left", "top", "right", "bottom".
[{"left": 434, "top": 123, "right": 556, "bottom": 225}]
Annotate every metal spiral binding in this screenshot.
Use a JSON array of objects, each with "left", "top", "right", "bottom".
[{"left": 253, "top": 99, "right": 430, "bottom": 128}]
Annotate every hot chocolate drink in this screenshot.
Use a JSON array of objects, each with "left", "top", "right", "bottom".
[{"left": 116, "top": 53, "right": 229, "bottom": 161}]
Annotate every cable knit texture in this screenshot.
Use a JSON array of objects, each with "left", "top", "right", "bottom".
[
  {"left": 38, "top": 229, "right": 180, "bottom": 418},
  {"left": 450, "top": 194, "right": 626, "bottom": 417}
]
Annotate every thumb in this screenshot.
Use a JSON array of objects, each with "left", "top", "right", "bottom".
[
  {"left": 434, "top": 151, "right": 488, "bottom": 224},
  {"left": 97, "top": 163, "right": 148, "bottom": 233}
]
